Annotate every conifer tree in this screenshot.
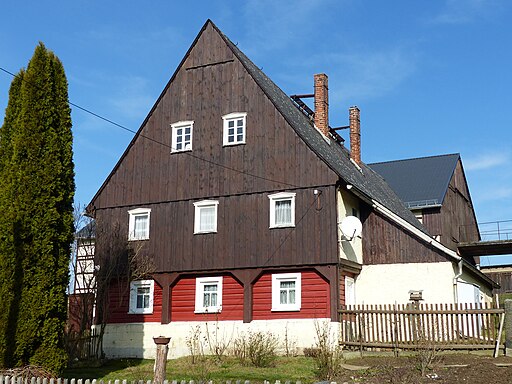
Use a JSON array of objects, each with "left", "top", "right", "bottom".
[{"left": 0, "top": 43, "right": 75, "bottom": 373}]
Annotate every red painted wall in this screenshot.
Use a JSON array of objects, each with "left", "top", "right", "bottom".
[
  {"left": 253, "top": 270, "right": 330, "bottom": 320},
  {"left": 107, "top": 279, "right": 162, "bottom": 323},
  {"left": 171, "top": 275, "right": 244, "bottom": 321}
]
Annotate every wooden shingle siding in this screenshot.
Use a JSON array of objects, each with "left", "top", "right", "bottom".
[
  {"left": 422, "top": 160, "right": 479, "bottom": 251},
  {"left": 91, "top": 23, "right": 337, "bottom": 210},
  {"left": 107, "top": 280, "right": 163, "bottom": 324},
  {"left": 362, "top": 209, "right": 447, "bottom": 264},
  {"left": 95, "top": 185, "right": 337, "bottom": 272},
  {"left": 252, "top": 270, "right": 330, "bottom": 320},
  {"left": 91, "top": 22, "right": 339, "bottom": 273},
  {"left": 171, "top": 275, "right": 244, "bottom": 321}
]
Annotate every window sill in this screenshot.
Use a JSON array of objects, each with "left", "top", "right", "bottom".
[
  {"left": 170, "top": 149, "right": 193, "bottom": 154},
  {"left": 223, "top": 142, "right": 246, "bottom": 147},
  {"left": 128, "top": 237, "right": 149, "bottom": 241},
  {"left": 269, "top": 224, "right": 295, "bottom": 229},
  {"left": 194, "top": 230, "right": 217, "bottom": 235},
  {"left": 128, "top": 310, "right": 153, "bottom": 315},
  {"left": 271, "top": 307, "right": 300, "bottom": 312},
  {"left": 194, "top": 308, "right": 222, "bottom": 314}
]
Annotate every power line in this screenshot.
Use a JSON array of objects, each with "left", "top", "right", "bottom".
[{"left": 0, "top": 66, "right": 298, "bottom": 189}]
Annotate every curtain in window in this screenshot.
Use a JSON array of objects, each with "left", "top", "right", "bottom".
[
  {"left": 279, "top": 280, "right": 295, "bottom": 304},
  {"left": 203, "top": 284, "right": 218, "bottom": 307},
  {"left": 275, "top": 200, "right": 291, "bottom": 225},
  {"left": 134, "top": 215, "right": 148, "bottom": 238},
  {"left": 200, "top": 206, "right": 215, "bottom": 231}
]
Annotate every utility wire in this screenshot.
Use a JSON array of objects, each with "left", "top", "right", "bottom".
[{"left": 0, "top": 66, "right": 298, "bottom": 189}]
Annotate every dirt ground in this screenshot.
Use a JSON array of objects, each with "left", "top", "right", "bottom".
[{"left": 335, "top": 353, "right": 512, "bottom": 383}]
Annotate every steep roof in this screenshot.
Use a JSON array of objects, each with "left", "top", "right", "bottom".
[
  {"left": 210, "top": 21, "right": 426, "bottom": 233},
  {"left": 369, "top": 154, "right": 460, "bottom": 209}
]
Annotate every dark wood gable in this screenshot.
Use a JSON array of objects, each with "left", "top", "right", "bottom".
[
  {"left": 89, "top": 20, "right": 339, "bottom": 273},
  {"left": 423, "top": 158, "right": 479, "bottom": 251}
]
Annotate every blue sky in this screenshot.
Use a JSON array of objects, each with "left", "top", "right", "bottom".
[{"left": 1, "top": 0, "right": 511, "bottom": 265}]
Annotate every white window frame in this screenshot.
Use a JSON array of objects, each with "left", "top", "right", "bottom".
[
  {"left": 222, "top": 112, "right": 247, "bottom": 146},
  {"left": 129, "top": 279, "right": 154, "bottom": 314},
  {"left": 193, "top": 200, "right": 219, "bottom": 234},
  {"left": 269, "top": 192, "right": 296, "bottom": 228},
  {"left": 272, "top": 273, "right": 301, "bottom": 311},
  {"left": 171, "top": 120, "right": 194, "bottom": 153},
  {"left": 128, "top": 208, "right": 151, "bottom": 241},
  {"left": 195, "top": 276, "right": 223, "bottom": 313}
]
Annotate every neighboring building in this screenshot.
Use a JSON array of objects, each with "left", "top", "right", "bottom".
[
  {"left": 369, "top": 154, "right": 480, "bottom": 259},
  {"left": 68, "top": 221, "right": 96, "bottom": 334},
  {"left": 86, "top": 20, "right": 497, "bottom": 358}
]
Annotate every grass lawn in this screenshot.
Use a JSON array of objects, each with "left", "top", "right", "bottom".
[{"left": 63, "top": 356, "right": 318, "bottom": 383}]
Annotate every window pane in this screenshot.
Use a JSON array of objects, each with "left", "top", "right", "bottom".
[
  {"left": 275, "top": 200, "right": 291, "bottom": 224},
  {"left": 199, "top": 206, "right": 215, "bottom": 231},
  {"left": 134, "top": 215, "right": 148, "bottom": 238},
  {"left": 229, "top": 120, "right": 234, "bottom": 128},
  {"left": 185, "top": 127, "right": 190, "bottom": 134},
  {"left": 237, "top": 119, "right": 243, "bottom": 127},
  {"left": 280, "top": 289, "right": 287, "bottom": 304}
]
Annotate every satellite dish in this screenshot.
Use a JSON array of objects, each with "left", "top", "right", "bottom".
[{"left": 340, "top": 216, "right": 362, "bottom": 240}]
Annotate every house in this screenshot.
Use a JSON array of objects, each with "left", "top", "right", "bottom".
[
  {"left": 86, "top": 20, "right": 497, "bottom": 358},
  {"left": 368, "top": 154, "right": 480, "bottom": 259},
  {"left": 68, "top": 221, "right": 96, "bottom": 334}
]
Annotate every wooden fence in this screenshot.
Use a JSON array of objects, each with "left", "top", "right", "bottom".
[
  {"left": 65, "top": 327, "right": 101, "bottom": 360},
  {"left": 339, "top": 303, "right": 505, "bottom": 352}
]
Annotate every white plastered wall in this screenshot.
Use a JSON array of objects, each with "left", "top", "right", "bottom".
[
  {"left": 355, "top": 262, "right": 457, "bottom": 305},
  {"left": 456, "top": 265, "right": 493, "bottom": 305},
  {"left": 97, "top": 318, "right": 336, "bottom": 359},
  {"left": 337, "top": 189, "right": 363, "bottom": 264}
]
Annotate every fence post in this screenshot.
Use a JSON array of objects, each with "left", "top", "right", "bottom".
[
  {"left": 153, "top": 336, "right": 171, "bottom": 384},
  {"left": 505, "top": 300, "right": 512, "bottom": 356}
]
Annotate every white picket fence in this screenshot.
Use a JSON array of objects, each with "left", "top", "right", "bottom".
[{"left": 0, "top": 377, "right": 317, "bottom": 384}]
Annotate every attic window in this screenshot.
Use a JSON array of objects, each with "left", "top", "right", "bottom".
[
  {"left": 222, "top": 112, "right": 246, "bottom": 146},
  {"left": 171, "top": 121, "right": 193, "bottom": 152}
]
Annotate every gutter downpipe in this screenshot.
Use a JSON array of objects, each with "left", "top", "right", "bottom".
[{"left": 453, "top": 259, "right": 463, "bottom": 304}]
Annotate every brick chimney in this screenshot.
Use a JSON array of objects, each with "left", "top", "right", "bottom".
[
  {"left": 314, "top": 73, "right": 329, "bottom": 136},
  {"left": 349, "top": 106, "right": 361, "bottom": 165}
]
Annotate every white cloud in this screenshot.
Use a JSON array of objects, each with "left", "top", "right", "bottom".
[
  {"left": 330, "top": 48, "right": 416, "bottom": 101},
  {"left": 430, "top": 0, "right": 502, "bottom": 24},
  {"left": 242, "top": 0, "right": 340, "bottom": 54},
  {"left": 464, "top": 152, "right": 509, "bottom": 171}
]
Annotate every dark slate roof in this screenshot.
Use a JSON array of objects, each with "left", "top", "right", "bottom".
[
  {"left": 211, "top": 21, "right": 426, "bottom": 233},
  {"left": 76, "top": 220, "right": 95, "bottom": 239},
  {"left": 368, "top": 154, "right": 460, "bottom": 209}
]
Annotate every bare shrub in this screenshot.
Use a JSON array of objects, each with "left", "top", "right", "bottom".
[
  {"left": 232, "top": 332, "right": 249, "bottom": 366},
  {"left": 247, "top": 331, "right": 278, "bottom": 368},
  {"left": 312, "top": 320, "right": 344, "bottom": 380},
  {"left": 283, "top": 323, "right": 298, "bottom": 356},
  {"left": 185, "top": 325, "right": 204, "bottom": 364},
  {"left": 204, "top": 318, "right": 234, "bottom": 361},
  {"left": 231, "top": 331, "right": 277, "bottom": 368},
  {"left": 413, "top": 318, "right": 440, "bottom": 376}
]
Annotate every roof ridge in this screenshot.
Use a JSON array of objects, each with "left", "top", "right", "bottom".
[{"left": 369, "top": 153, "right": 460, "bottom": 166}]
